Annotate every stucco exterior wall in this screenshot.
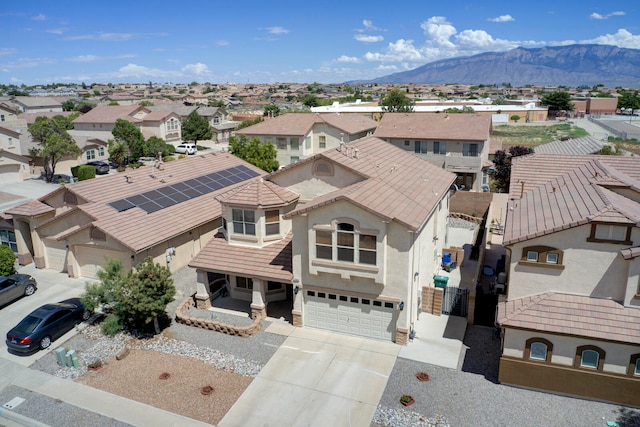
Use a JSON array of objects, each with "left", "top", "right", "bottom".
[
  {"left": 507, "top": 225, "right": 633, "bottom": 301},
  {"left": 503, "top": 328, "right": 639, "bottom": 375},
  {"left": 271, "top": 160, "right": 363, "bottom": 201}
]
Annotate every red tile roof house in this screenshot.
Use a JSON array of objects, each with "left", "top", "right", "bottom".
[
  {"left": 495, "top": 153, "right": 640, "bottom": 406},
  {"left": 235, "top": 112, "right": 378, "bottom": 167},
  {"left": 73, "top": 105, "right": 182, "bottom": 143},
  {"left": 189, "top": 136, "right": 456, "bottom": 344},
  {"left": 373, "top": 113, "right": 492, "bottom": 192},
  {"left": 5, "top": 153, "right": 265, "bottom": 277}
]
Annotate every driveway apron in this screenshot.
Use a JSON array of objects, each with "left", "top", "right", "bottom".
[{"left": 219, "top": 328, "right": 399, "bottom": 427}]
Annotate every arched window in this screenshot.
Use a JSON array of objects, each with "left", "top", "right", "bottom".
[
  {"left": 627, "top": 354, "right": 640, "bottom": 376},
  {"left": 525, "top": 337, "right": 553, "bottom": 363},
  {"left": 64, "top": 192, "right": 78, "bottom": 205},
  {"left": 90, "top": 228, "right": 106, "bottom": 241},
  {"left": 575, "top": 345, "right": 605, "bottom": 370},
  {"left": 313, "top": 160, "right": 334, "bottom": 176}
]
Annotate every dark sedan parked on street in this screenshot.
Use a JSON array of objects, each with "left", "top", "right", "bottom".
[
  {"left": 0, "top": 274, "right": 37, "bottom": 307},
  {"left": 6, "top": 298, "right": 91, "bottom": 353}
]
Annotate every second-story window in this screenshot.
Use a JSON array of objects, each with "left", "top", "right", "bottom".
[
  {"left": 232, "top": 209, "right": 255, "bottom": 235},
  {"left": 414, "top": 141, "right": 428, "bottom": 154},
  {"left": 315, "top": 222, "right": 377, "bottom": 266},
  {"left": 319, "top": 135, "right": 326, "bottom": 149},
  {"left": 290, "top": 138, "right": 299, "bottom": 150},
  {"left": 433, "top": 141, "right": 447, "bottom": 155},
  {"left": 463, "top": 143, "right": 478, "bottom": 157},
  {"left": 265, "top": 210, "right": 280, "bottom": 235}
]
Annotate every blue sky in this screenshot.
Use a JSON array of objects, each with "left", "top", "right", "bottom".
[{"left": 2, "top": 0, "right": 639, "bottom": 85}]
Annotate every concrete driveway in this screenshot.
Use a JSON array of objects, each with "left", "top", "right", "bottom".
[
  {"left": 220, "top": 328, "right": 399, "bottom": 427},
  {"left": 0, "top": 265, "right": 89, "bottom": 366}
]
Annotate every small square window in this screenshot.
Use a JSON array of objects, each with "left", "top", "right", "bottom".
[
  {"left": 527, "top": 251, "right": 538, "bottom": 262},
  {"left": 384, "top": 302, "right": 394, "bottom": 309},
  {"left": 404, "top": 140, "right": 410, "bottom": 146},
  {"left": 635, "top": 359, "right": 640, "bottom": 376},
  {"left": 581, "top": 350, "right": 599, "bottom": 369},
  {"left": 318, "top": 292, "right": 326, "bottom": 298},
  {"left": 361, "top": 299, "right": 370, "bottom": 305},
  {"left": 373, "top": 301, "right": 382, "bottom": 307},
  {"left": 350, "top": 297, "right": 358, "bottom": 303},
  {"left": 546, "top": 253, "right": 558, "bottom": 264},
  {"left": 530, "top": 342, "right": 547, "bottom": 360},
  {"left": 328, "top": 294, "right": 336, "bottom": 300},
  {"left": 307, "top": 291, "right": 315, "bottom": 297},
  {"left": 339, "top": 295, "right": 348, "bottom": 302}
]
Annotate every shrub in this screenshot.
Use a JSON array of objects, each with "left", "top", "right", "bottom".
[
  {"left": 0, "top": 245, "right": 16, "bottom": 276},
  {"left": 101, "top": 313, "right": 123, "bottom": 337},
  {"left": 178, "top": 154, "right": 186, "bottom": 159},
  {"left": 70, "top": 165, "right": 79, "bottom": 178},
  {"left": 76, "top": 165, "right": 96, "bottom": 181},
  {"left": 510, "top": 115, "right": 521, "bottom": 122}
]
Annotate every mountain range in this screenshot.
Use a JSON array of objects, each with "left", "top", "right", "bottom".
[{"left": 351, "top": 44, "right": 640, "bottom": 88}]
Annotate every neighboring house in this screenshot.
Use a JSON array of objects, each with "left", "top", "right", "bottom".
[
  {"left": 0, "top": 149, "right": 31, "bottom": 183},
  {"left": 69, "top": 131, "right": 110, "bottom": 166},
  {"left": 189, "top": 136, "right": 456, "bottom": 344},
  {"left": 5, "top": 153, "right": 265, "bottom": 277},
  {"left": 73, "top": 105, "right": 182, "bottom": 142},
  {"left": 533, "top": 136, "right": 606, "bottom": 155},
  {"left": 496, "top": 153, "right": 640, "bottom": 406},
  {"left": 0, "top": 104, "right": 19, "bottom": 122},
  {"left": 373, "top": 113, "right": 492, "bottom": 191},
  {"left": 10, "top": 97, "right": 63, "bottom": 113},
  {"left": 100, "top": 95, "right": 141, "bottom": 106},
  {"left": 236, "top": 113, "right": 378, "bottom": 166}
]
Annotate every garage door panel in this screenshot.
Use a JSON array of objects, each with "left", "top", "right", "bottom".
[
  {"left": 44, "top": 239, "right": 67, "bottom": 272},
  {"left": 304, "top": 290, "right": 394, "bottom": 341},
  {"left": 77, "top": 247, "right": 131, "bottom": 279}
]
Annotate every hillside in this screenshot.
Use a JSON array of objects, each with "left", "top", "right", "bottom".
[{"left": 352, "top": 44, "right": 640, "bottom": 87}]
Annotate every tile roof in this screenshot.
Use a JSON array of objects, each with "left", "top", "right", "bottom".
[
  {"left": 372, "top": 113, "right": 491, "bottom": 141},
  {"left": 496, "top": 293, "right": 640, "bottom": 345},
  {"left": 12, "top": 97, "right": 62, "bottom": 108},
  {"left": 72, "top": 105, "right": 143, "bottom": 124},
  {"left": 504, "top": 154, "right": 640, "bottom": 244},
  {"left": 533, "top": 136, "right": 605, "bottom": 155},
  {"left": 5, "top": 199, "right": 55, "bottom": 217},
  {"left": 282, "top": 136, "right": 456, "bottom": 231},
  {"left": 12, "top": 153, "right": 265, "bottom": 252},
  {"left": 620, "top": 246, "right": 640, "bottom": 260},
  {"left": 236, "top": 113, "right": 377, "bottom": 137},
  {"left": 18, "top": 111, "right": 76, "bottom": 125},
  {"left": 189, "top": 232, "right": 293, "bottom": 282},
  {"left": 216, "top": 178, "right": 299, "bottom": 208}
]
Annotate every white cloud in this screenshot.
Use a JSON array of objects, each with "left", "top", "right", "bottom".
[
  {"left": 46, "top": 28, "right": 67, "bottom": 35},
  {"left": 456, "top": 29, "right": 517, "bottom": 50},
  {"left": 376, "top": 65, "right": 397, "bottom": 71},
  {"left": 487, "top": 14, "right": 515, "bottom": 23},
  {"left": 32, "top": 14, "right": 46, "bottom": 21},
  {"left": 336, "top": 55, "right": 360, "bottom": 63},
  {"left": 354, "top": 35, "right": 383, "bottom": 43},
  {"left": 590, "top": 11, "right": 626, "bottom": 20},
  {"left": 266, "top": 26, "right": 290, "bottom": 35},
  {"left": 0, "top": 48, "right": 16, "bottom": 57},
  {"left": 117, "top": 63, "right": 181, "bottom": 79},
  {"left": 421, "top": 16, "right": 457, "bottom": 49},
  {"left": 64, "top": 32, "right": 167, "bottom": 42},
  {"left": 216, "top": 40, "right": 229, "bottom": 47},
  {"left": 69, "top": 55, "right": 100, "bottom": 62},
  {"left": 579, "top": 28, "right": 640, "bottom": 48},
  {"left": 181, "top": 63, "right": 211, "bottom": 76}
]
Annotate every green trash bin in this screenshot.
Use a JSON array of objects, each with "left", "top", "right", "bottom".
[{"left": 433, "top": 275, "right": 449, "bottom": 289}]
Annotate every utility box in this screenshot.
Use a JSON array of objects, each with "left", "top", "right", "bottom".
[
  {"left": 433, "top": 275, "right": 449, "bottom": 289},
  {"left": 66, "top": 349, "right": 77, "bottom": 367},
  {"left": 55, "top": 347, "right": 66, "bottom": 366}
]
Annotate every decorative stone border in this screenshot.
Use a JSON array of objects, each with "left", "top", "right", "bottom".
[{"left": 175, "top": 297, "right": 263, "bottom": 337}]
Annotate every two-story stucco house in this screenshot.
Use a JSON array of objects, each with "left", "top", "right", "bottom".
[
  {"left": 73, "top": 105, "right": 182, "bottom": 143},
  {"left": 189, "top": 136, "right": 456, "bottom": 344},
  {"left": 5, "top": 153, "right": 265, "bottom": 278},
  {"left": 10, "top": 96, "right": 63, "bottom": 113},
  {"left": 235, "top": 113, "right": 378, "bottom": 166},
  {"left": 496, "top": 153, "right": 640, "bottom": 406},
  {"left": 373, "top": 113, "right": 492, "bottom": 192}
]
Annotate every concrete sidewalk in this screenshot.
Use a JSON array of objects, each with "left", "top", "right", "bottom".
[{"left": 0, "top": 358, "right": 212, "bottom": 427}]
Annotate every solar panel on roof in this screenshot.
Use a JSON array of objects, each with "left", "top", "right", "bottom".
[
  {"left": 109, "top": 199, "right": 136, "bottom": 212},
  {"left": 108, "top": 165, "right": 260, "bottom": 214}
]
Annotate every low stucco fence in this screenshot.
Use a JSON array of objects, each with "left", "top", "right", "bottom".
[{"left": 174, "top": 296, "right": 263, "bottom": 337}]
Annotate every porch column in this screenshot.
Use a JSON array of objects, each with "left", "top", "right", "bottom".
[
  {"left": 194, "top": 269, "right": 212, "bottom": 309},
  {"left": 250, "top": 278, "right": 267, "bottom": 320},
  {"left": 30, "top": 220, "right": 46, "bottom": 269},
  {"left": 13, "top": 219, "right": 33, "bottom": 265}
]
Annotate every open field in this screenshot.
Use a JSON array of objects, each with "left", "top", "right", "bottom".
[{"left": 491, "top": 123, "right": 589, "bottom": 149}]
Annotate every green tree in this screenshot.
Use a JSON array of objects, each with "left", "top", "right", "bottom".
[
  {"left": 81, "top": 257, "right": 175, "bottom": 335},
  {"left": 28, "top": 116, "right": 81, "bottom": 182},
  {"left": 540, "top": 91, "right": 574, "bottom": 113},
  {"left": 379, "top": 88, "right": 414, "bottom": 112},
  {"left": 112, "top": 119, "right": 145, "bottom": 161},
  {"left": 144, "top": 136, "right": 174, "bottom": 158},
  {"left": 617, "top": 90, "right": 640, "bottom": 110},
  {"left": 301, "top": 94, "right": 320, "bottom": 107},
  {"left": 61, "top": 99, "right": 75, "bottom": 111},
  {"left": 263, "top": 104, "right": 281, "bottom": 117},
  {"left": 208, "top": 99, "right": 225, "bottom": 108},
  {"left": 237, "top": 117, "right": 264, "bottom": 130},
  {"left": 75, "top": 101, "right": 96, "bottom": 113},
  {"left": 228, "top": 135, "right": 279, "bottom": 172},
  {"left": 0, "top": 245, "right": 16, "bottom": 276},
  {"left": 181, "top": 111, "right": 212, "bottom": 143},
  {"left": 510, "top": 115, "right": 521, "bottom": 122},
  {"left": 108, "top": 139, "right": 130, "bottom": 168}
]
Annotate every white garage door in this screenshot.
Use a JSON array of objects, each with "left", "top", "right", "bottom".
[
  {"left": 304, "top": 290, "right": 395, "bottom": 341},
  {"left": 77, "top": 247, "right": 131, "bottom": 279},
  {"left": 44, "top": 238, "right": 67, "bottom": 272}
]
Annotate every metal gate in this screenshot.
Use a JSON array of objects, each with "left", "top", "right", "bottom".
[{"left": 442, "top": 286, "right": 469, "bottom": 317}]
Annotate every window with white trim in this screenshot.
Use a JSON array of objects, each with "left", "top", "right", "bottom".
[
  {"left": 213, "top": 116, "right": 220, "bottom": 124},
  {"left": 236, "top": 276, "right": 253, "bottom": 289},
  {"left": 265, "top": 210, "right": 280, "bottom": 235},
  {"left": 520, "top": 246, "right": 564, "bottom": 268},
  {"left": 290, "top": 138, "right": 299, "bottom": 150},
  {"left": 575, "top": 345, "right": 604, "bottom": 370},
  {"left": 319, "top": 135, "right": 326, "bottom": 149},
  {"left": 530, "top": 342, "right": 548, "bottom": 360},
  {"left": 635, "top": 358, "right": 640, "bottom": 376},
  {"left": 167, "top": 118, "right": 179, "bottom": 131},
  {"left": 86, "top": 149, "right": 96, "bottom": 160},
  {"left": 290, "top": 156, "right": 299, "bottom": 164},
  {"left": 588, "top": 223, "right": 631, "bottom": 244},
  {"left": 463, "top": 143, "right": 478, "bottom": 157},
  {"left": 314, "top": 221, "right": 377, "bottom": 265},
  {"left": 98, "top": 146, "right": 105, "bottom": 157},
  {"left": 527, "top": 251, "right": 538, "bottom": 262},
  {"left": 581, "top": 350, "right": 599, "bottom": 368},
  {"left": 232, "top": 209, "right": 255, "bottom": 235},
  {"left": 276, "top": 137, "right": 287, "bottom": 149}
]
